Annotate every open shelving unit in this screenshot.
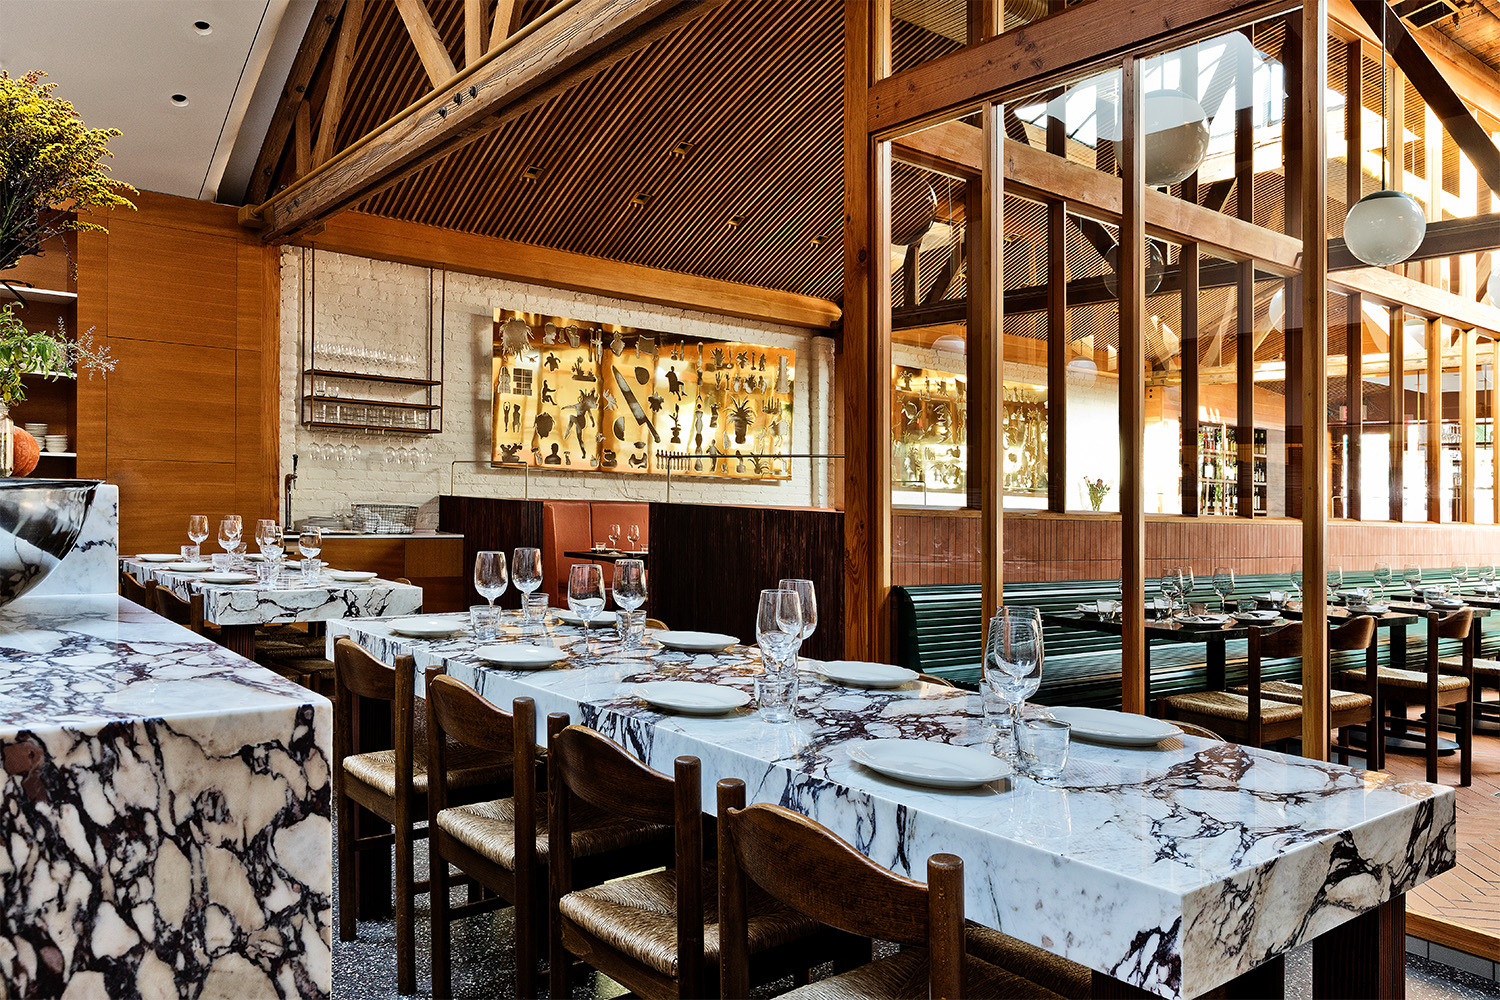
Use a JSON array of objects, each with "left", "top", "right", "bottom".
[
  {"left": 1197, "top": 423, "right": 1269, "bottom": 516},
  {"left": 2, "top": 242, "right": 80, "bottom": 476}
]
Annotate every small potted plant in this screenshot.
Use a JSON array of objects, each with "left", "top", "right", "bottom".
[
  {"left": 1083, "top": 476, "right": 1111, "bottom": 511},
  {"left": 0, "top": 304, "right": 112, "bottom": 474}
]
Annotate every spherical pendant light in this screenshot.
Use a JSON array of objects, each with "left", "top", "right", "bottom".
[
  {"left": 1103, "top": 241, "right": 1166, "bottom": 296},
  {"left": 1141, "top": 89, "right": 1211, "bottom": 187},
  {"left": 1344, "top": 189, "right": 1427, "bottom": 266}
]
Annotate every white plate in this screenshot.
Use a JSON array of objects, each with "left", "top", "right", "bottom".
[
  {"left": 1231, "top": 610, "right": 1281, "bottom": 622},
  {"left": 327, "top": 570, "right": 378, "bottom": 582},
  {"left": 1174, "top": 613, "right": 1229, "bottom": 626},
  {"left": 847, "top": 739, "right": 1010, "bottom": 789},
  {"left": 1047, "top": 706, "right": 1181, "bottom": 747},
  {"left": 473, "top": 644, "right": 568, "bottom": 669},
  {"left": 632, "top": 681, "right": 750, "bottom": 715},
  {"left": 388, "top": 618, "right": 466, "bottom": 639},
  {"left": 1429, "top": 599, "right": 1465, "bottom": 610},
  {"left": 164, "top": 562, "right": 212, "bottom": 572},
  {"left": 656, "top": 630, "right": 738, "bottom": 653},
  {"left": 1344, "top": 603, "right": 1389, "bottom": 615},
  {"left": 244, "top": 553, "right": 266, "bottom": 562},
  {"left": 136, "top": 553, "right": 181, "bottom": 562},
  {"left": 554, "top": 608, "right": 617, "bottom": 628},
  {"left": 816, "top": 660, "right": 919, "bottom": 689},
  {"left": 200, "top": 572, "right": 255, "bottom": 584}
]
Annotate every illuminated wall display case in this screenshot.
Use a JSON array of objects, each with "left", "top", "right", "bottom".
[{"left": 490, "top": 309, "right": 795, "bottom": 479}]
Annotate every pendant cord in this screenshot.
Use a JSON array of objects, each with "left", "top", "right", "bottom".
[{"left": 1380, "top": 4, "right": 1388, "bottom": 192}]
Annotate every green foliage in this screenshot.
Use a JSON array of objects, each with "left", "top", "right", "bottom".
[
  {"left": 0, "top": 70, "right": 135, "bottom": 271},
  {"left": 0, "top": 303, "right": 113, "bottom": 406}
]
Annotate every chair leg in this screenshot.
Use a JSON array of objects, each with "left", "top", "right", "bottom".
[
  {"left": 1371, "top": 697, "right": 1385, "bottom": 772},
  {"left": 1336, "top": 727, "right": 1350, "bottom": 766},
  {"left": 431, "top": 841, "right": 451, "bottom": 1000},
  {"left": 549, "top": 903, "right": 568, "bottom": 998},
  {"left": 1459, "top": 699, "right": 1473, "bottom": 787},
  {"left": 515, "top": 874, "right": 537, "bottom": 1000},
  {"left": 395, "top": 815, "right": 415, "bottom": 994},
  {"left": 337, "top": 792, "right": 357, "bottom": 942},
  {"left": 1426, "top": 691, "right": 1440, "bottom": 786}
]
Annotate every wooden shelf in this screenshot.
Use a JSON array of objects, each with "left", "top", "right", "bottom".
[
  {"left": 302, "top": 394, "right": 440, "bottom": 410},
  {"left": 0, "top": 285, "right": 77, "bottom": 304},
  {"left": 304, "top": 368, "right": 440, "bottom": 387},
  {"left": 37, "top": 451, "right": 76, "bottom": 458}
]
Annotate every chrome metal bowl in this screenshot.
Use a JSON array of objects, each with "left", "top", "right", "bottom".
[{"left": 0, "top": 479, "right": 100, "bottom": 606}]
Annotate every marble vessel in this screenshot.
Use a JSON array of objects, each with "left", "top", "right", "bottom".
[{"left": 332, "top": 614, "right": 1455, "bottom": 1000}]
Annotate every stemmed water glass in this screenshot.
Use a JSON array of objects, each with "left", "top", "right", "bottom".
[
  {"left": 607, "top": 522, "right": 622, "bottom": 550},
  {"left": 1180, "top": 567, "right": 1196, "bottom": 605},
  {"left": 627, "top": 524, "right": 641, "bottom": 553},
  {"left": 1326, "top": 565, "right": 1343, "bottom": 601},
  {"left": 1159, "top": 567, "right": 1181, "bottom": 617},
  {"left": 475, "top": 551, "right": 509, "bottom": 607},
  {"left": 568, "top": 564, "right": 607, "bottom": 659},
  {"left": 1289, "top": 570, "right": 1304, "bottom": 602},
  {"left": 187, "top": 515, "right": 209, "bottom": 559},
  {"left": 778, "top": 579, "right": 817, "bottom": 651},
  {"left": 755, "top": 588, "right": 804, "bottom": 722},
  {"left": 298, "top": 526, "right": 323, "bottom": 580},
  {"left": 1479, "top": 563, "right": 1496, "bottom": 591},
  {"left": 512, "top": 547, "right": 543, "bottom": 622},
  {"left": 1211, "top": 567, "right": 1235, "bottom": 613},
  {"left": 218, "top": 516, "right": 242, "bottom": 562},
  {"left": 612, "top": 559, "right": 648, "bottom": 650},
  {"left": 1453, "top": 562, "right": 1470, "bottom": 592},
  {"left": 985, "top": 608, "right": 1043, "bottom": 756},
  {"left": 256, "top": 520, "right": 282, "bottom": 581},
  {"left": 1402, "top": 564, "right": 1422, "bottom": 596}
]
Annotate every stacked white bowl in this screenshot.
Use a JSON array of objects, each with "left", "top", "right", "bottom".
[
  {"left": 43, "top": 435, "right": 69, "bottom": 453},
  {"left": 23, "top": 423, "right": 47, "bottom": 439}
]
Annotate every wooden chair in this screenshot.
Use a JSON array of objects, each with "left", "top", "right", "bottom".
[
  {"left": 716, "top": 779, "right": 1087, "bottom": 1000},
  {"left": 121, "top": 571, "right": 155, "bottom": 608},
  {"left": 644, "top": 617, "right": 669, "bottom": 630},
  {"left": 918, "top": 673, "right": 955, "bottom": 687},
  {"left": 1229, "top": 616, "right": 1382, "bottom": 768},
  {"left": 152, "top": 586, "right": 208, "bottom": 634},
  {"left": 1171, "top": 720, "right": 1224, "bottom": 741},
  {"left": 333, "top": 640, "right": 510, "bottom": 994},
  {"left": 426, "top": 673, "right": 670, "bottom": 998},
  {"left": 1339, "top": 609, "right": 1474, "bottom": 785},
  {"left": 548, "top": 724, "right": 837, "bottom": 999},
  {"left": 1160, "top": 622, "right": 1307, "bottom": 748}
]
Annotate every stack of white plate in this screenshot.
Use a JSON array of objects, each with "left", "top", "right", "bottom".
[
  {"left": 23, "top": 423, "right": 47, "bottom": 438},
  {"left": 43, "top": 434, "right": 69, "bottom": 453}
]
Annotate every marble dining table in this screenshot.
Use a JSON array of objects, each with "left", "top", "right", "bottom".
[
  {"left": 331, "top": 613, "right": 1455, "bottom": 1000},
  {"left": 121, "top": 557, "right": 422, "bottom": 658}
]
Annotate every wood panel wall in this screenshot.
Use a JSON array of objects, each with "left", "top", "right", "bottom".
[
  {"left": 894, "top": 509, "right": 1500, "bottom": 585},
  {"left": 75, "top": 191, "right": 280, "bottom": 554},
  {"left": 437, "top": 495, "right": 544, "bottom": 608},
  {"left": 648, "top": 502, "right": 845, "bottom": 660}
]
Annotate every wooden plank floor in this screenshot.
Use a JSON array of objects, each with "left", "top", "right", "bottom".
[{"left": 1381, "top": 724, "right": 1500, "bottom": 961}]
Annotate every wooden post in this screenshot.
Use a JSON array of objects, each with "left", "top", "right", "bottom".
[
  {"left": 1301, "top": 0, "right": 1330, "bottom": 762},
  {"left": 1047, "top": 112, "right": 1069, "bottom": 514},
  {"left": 1347, "top": 291, "right": 1363, "bottom": 521},
  {"left": 1390, "top": 306, "right": 1405, "bottom": 522},
  {"left": 1494, "top": 338, "right": 1499, "bottom": 524},
  {"left": 1120, "top": 55, "right": 1147, "bottom": 716},
  {"left": 1182, "top": 241, "right": 1201, "bottom": 517},
  {"left": 842, "top": 0, "right": 892, "bottom": 661},
  {"left": 1235, "top": 29, "right": 1257, "bottom": 518},
  {"left": 977, "top": 103, "right": 1005, "bottom": 624},
  {"left": 1462, "top": 329, "right": 1477, "bottom": 522},
  {"left": 1427, "top": 318, "right": 1442, "bottom": 522}
]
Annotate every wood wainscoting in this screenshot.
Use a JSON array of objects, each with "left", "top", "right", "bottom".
[
  {"left": 895, "top": 509, "right": 1500, "bottom": 586},
  {"left": 438, "top": 495, "right": 543, "bottom": 609},
  {"left": 319, "top": 534, "right": 466, "bottom": 613}
]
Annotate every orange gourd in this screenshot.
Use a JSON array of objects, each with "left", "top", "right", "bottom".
[{"left": 12, "top": 429, "right": 39, "bottom": 477}]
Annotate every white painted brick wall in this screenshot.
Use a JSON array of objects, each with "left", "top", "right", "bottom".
[{"left": 278, "top": 248, "right": 837, "bottom": 521}]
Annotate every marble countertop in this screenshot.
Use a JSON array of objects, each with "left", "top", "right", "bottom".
[{"left": 331, "top": 614, "right": 1455, "bottom": 1000}]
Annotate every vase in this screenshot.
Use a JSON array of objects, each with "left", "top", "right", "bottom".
[{"left": 0, "top": 402, "right": 14, "bottom": 477}]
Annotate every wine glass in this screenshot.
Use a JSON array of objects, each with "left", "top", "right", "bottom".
[
  {"left": 1289, "top": 570, "right": 1303, "bottom": 602},
  {"left": 1402, "top": 564, "right": 1422, "bottom": 596},
  {"left": 1159, "top": 567, "right": 1181, "bottom": 617},
  {"left": 755, "top": 588, "right": 804, "bottom": 722},
  {"left": 1453, "top": 562, "right": 1471, "bottom": 591},
  {"left": 985, "top": 609, "right": 1043, "bottom": 756},
  {"left": 187, "top": 515, "right": 208, "bottom": 559},
  {"left": 612, "top": 559, "right": 648, "bottom": 648},
  {"left": 607, "top": 522, "right": 622, "bottom": 550},
  {"left": 1180, "top": 567, "right": 1196, "bottom": 604},
  {"left": 627, "top": 523, "right": 641, "bottom": 552},
  {"left": 777, "top": 578, "right": 817, "bottom": 647},
  {"left": 1479, "top": 563, "right": 1496, "bottom": 591},
  {"left": 1211, "top": 567, "right": 1235, "bottom": 613},
  {"left": 1372, "top": 563, "right": 1392, "bottom": 602},
  {"left": 512, "top": 547, "right": 543, "bottom": 622},
  {"left": 475, "top": 551, "right": 509, "bottom": 607},
  {"left": 1326, "top": 565, "right": 1343, "bottom": 601},
  {"left": 298, "top": 526, "right": 323, "bottom": 579},
  {"left": 218, "top": 516, "right": 241, "bottom": 554},
  {"left": 568, "top": 564, "right": 607, "bottom": 658}
]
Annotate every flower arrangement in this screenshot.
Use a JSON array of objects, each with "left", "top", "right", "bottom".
[
  {"left": 0, "top": 303, "right": 113, "bottom": 407},
  {"left": 1084, "top": 476, "right": 1111, "bottom": 511},
  {"left": 1, "top": 70, "right": 135, "bottom": 274}
]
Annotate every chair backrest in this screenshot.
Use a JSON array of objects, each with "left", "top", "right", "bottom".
[
  {"left": 1329, "top": 615, "right": 1376, "bottom": 652},
  {"left": 548, "top": 723, "right": 702, "bottom": 991},
  {"left": 152, "top": 587, "right": 203, "bottom": 631},
  {"left": 1250, "top": 621, "right": 1302, "bottom": 663},
  {"left": 121, "top": 571, "right": 154, "bottom": 607},
  {"left": 716, "top": 778, "right": 964, "bottom": 999},
  {"left": 542, "top": 500, "right": 593, "bottom": 603},
  {"left": 1434, "top": 608, "right": 1474, "bottom": 641},
  {"left": 331, "top": 639, "right": 418, "bottom": 797}
]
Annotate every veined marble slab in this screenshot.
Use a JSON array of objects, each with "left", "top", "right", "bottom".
[
  {"left": 0, "top": 596, "right": 332, "bottom": 999},
  {"left": 121, "top": 558, "right": 422, "bottom": 626},
  {"left": 332, "top": 615, "right": 1454, "bottom": 1000},
  {"left": 29, "top": 484, "right": 119, "bottom": 598}
]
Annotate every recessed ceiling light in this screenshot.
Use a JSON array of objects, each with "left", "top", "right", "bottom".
[
  {"left": 193, "top": 20, "right": 212, "bottom": 34},
  {"left": 809, "top": 235, "right": 827, "bottom": 247},
  {"left": 170, "top": 94, "right": 189, "bottom": 107},
  {"left": 670, "top": 140, "right": 694, "bottom": 158},
  {"left": 630, "top": 193, "right": 651, "bottom": 208},
  {"left": 520, "top": 165, "right": 542, "bottom": 182},
  {"left": 726, "top": 216, "right": 745, "bottom": 228}
]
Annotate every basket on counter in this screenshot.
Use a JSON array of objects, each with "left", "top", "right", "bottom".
[{"left": 350, "top": 503, "right": 419, "bottom": 534}]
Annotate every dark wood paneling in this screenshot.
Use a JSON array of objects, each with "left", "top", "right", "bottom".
[
  {"left": 438, "top": 495, "right": 544, "bottom": 609},
  {"left": 648, "top": 503, "right": 844, "bottom": 660},
  {"left": 111, "top": 461, "right": 238, "bottom": 555},
  {"left": 105, "top": 222, "right": 238, "bottom": 349},
  {"left": 104, "top": 339, "right": 238, "bottom": 464}
]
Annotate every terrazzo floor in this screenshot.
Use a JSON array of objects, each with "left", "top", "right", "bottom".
[{"left": 332, "top": 831, "right": 1500, "bottom": 1000}]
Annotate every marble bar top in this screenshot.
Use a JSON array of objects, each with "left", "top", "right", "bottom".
[
  {"left": 0, "top": 595, "right": 333, "bottom": 998},
  {"left": 122, "top": 558, "right": 423, "bottom": 626},
  {"left": 331, "top": 614, "right": 1455, "bottom": 1000}
]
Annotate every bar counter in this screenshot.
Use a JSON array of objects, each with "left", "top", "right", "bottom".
[{"left": 0, "top": 595, "right": 332, "bottom": 998}]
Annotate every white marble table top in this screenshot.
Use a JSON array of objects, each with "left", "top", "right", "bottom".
[
  {"left": 330, "top": 614, "right": 1455, "bottom": 1000},
  {"left": 121, "top": 557, "right": 422, "bottom": 626}
]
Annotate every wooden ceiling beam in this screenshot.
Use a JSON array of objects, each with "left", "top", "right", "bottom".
[
  {"left": 304, "top": 210, "right": 842, "bottom": 329},
  {"left": 313, "top": 0, "right": 365, "bottom": 169},
  {"left": 867, "top": 0, "right": 1299, "bottom": 136},
  {"left": 465, "top": 0, "right": 487, "bottom": 65},
  {"left": 1349, "top": 0, "right": 1500, "bottom": 197},
  {"left": 394, "top": 0, "right": 459, "bottom": 87},
  {"left": 245, "top": 0, "right": 345, "bottom": 204},
  {"left": 491, "top": 0, "right": 524, "bottom": 51},
  {"left": 245, "top": 0, "right": 711, "bottom": 243}
]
